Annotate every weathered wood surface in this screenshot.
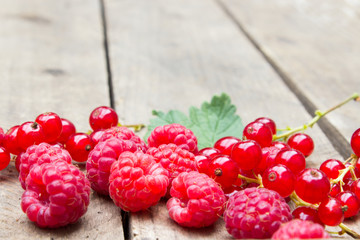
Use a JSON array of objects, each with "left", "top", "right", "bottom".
[
  {"left": 105, "top": 0, "right": 354, "bottom": 238},
  {"left": 0, "top": 0, "right": 123, "bottom": 239},
  {"left": 219, "top": 0, "right": 360, "bottom": 157}
]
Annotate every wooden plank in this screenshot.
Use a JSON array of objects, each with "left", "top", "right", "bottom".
[
  {"left": 218, "top": 0, "right": 360, "bottom": 155},
  {"left": 0, "top": 0, "right": 124, "bottom": 239},
  {"left": 104, "top": 0, "right": 353, "bottom": 238}
]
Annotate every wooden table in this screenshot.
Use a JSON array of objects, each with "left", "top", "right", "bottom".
[{"left": 1, "top": 0, "right": 359, "bottom": 239}]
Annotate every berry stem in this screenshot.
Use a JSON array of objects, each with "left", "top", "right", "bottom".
[
  {"left": 289, "top": 192, "right": 318, "bottom": 208},
  {"left": 273, "top": 93, "right": 359, "bottom": 141},
  {"left": 339, "top": 223, "right": 360, "bottom": 239},
  {"left": 237, "top": 173, "right": 261, "bottom": 185},
  {"left": 331, "top": 165, "right": 354, "bottom": 185}
]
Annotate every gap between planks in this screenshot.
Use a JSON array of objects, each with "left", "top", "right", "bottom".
[{"left": 215, "top": 0, "right": 351, "bottom": 159}]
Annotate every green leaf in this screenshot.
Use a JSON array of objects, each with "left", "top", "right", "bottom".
[{"left": 144, "top": 93, "right": 244, "bottom": 149}]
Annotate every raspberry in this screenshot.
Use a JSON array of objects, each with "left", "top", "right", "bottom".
[
  {"left": 18, "top": 143, "right": 72, "bottom": 189},
  {"left": 271, "top": 219, "right": 329, "bottom": 239},
  {"left": 99, "top": 126, "right": 148, "bottom": 151},
  {"left": 109, "top": 151, "right": 169, "bottom": 212},
  {"left": 224, "top": 187, "right": 292, "bottom": 239},
  {"left": 21, "top": 161, "right": 91, "bottom": 228},
  {"left": 86, "top": 137, "right": 146, "bottom": 195},
  {"left": 167, "top": 171, "right": 226, "bottom": 228},
  {"left": 147, "top": 124, "right": 198, "bottom": 153},
  {"left": 147, "top": 144, "right": 197, "bottom": 190}
]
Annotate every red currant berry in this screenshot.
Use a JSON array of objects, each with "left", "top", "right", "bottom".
[
  {"left": 231, "top": 140, "right": 262, "bottom": 171},
  {"left": 89, "top": 129, "right": 105, "bottom": 145},
  {"left": 287, "top": 133, "right": 314, "bottom": 157},
  {"left": 351, "top": 179, "right": 360, "bottom": 200},
  {"left": 198, "top": 147, "right": 221, "bottom": 159},
  {"left": 194, "top": 155, "right": 211, "bottom": 175},
  {"left": 292, "top": 206, "right": 323, "bottom": 226},
  {"left": 4, "top": 125, "right": 22, "bottom": 155},
  {"left": 329, "top": 183, "right": 341, "bottom": 198},
  {"left": 295, "top": 168, "right": 330, "bottom": 204},
  {"left": 319, "top": 159, "right": 345, "bottom": 180},
  {"left": 344, "top": 162, "right": 360, "bottom": 178},
  {"left": 254, "top": 117, "right": 276, "bottom": 135},
  {"left": 318, "top": 197, "right": 344, "bottom": 226},
  {"left": 254, "top": 146, "right": 281, "bottom": 175},
  {"left": 57, "top": 118, "right": 76, "bottom": 144},
  {"left": 343, "top": 178, "right": 354, "bottom": 191},
  {"left": 17, "top": 121, "right": 46, "bottom": 151},
  {"left": 243, "top": 122, "right": 273, "bottom": 148},
  {"left": 65, "top": 133, "right": 94, "bottom": 162},
  {"left": 35, "top": 112, "right": 62, "bottom": 143},
  {"left": 0, "top": 127, "right": 5, "bottom": 147},
  {"left": 336, "top": 191, "right": 360, "bottom": 218},
  {"left": 89, "top": 106, "right": 118, "bottom": 131},
  {"left": 351, "top": 128, "right": 360, "bottom": 157},
  {"left": 208, "top": 155, "right": 239, "bottom": 190},
  {"left": 0, "top": 147, "right": 10, "bottom": 171},
  {"left": 262, "top": 164, "right": 295, "bottom": 197},
  {"left": 271, "top": 141, "right": 290, "bottom": 151},
  {"left": 213, "top": 136, "right": 240, "bottom": 155},
  {"left": 274, "top": 149, "right": 306, "bottom": 175}
]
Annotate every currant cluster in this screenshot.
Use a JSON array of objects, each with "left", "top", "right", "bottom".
[{"left": 194, "top": 115, "right": 360, "bottom": 239}]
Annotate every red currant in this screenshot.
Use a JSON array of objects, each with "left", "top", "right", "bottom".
[
  {"left": 208, "top": 155, "right": 239, "bottom": 190},
  {"left": 262, "top": 164, "right": 295, "bottom": 197},
  {"left": 254, "top": 117, "right": 276, "bottom": 135},
  {"left": 231, "top": 140, "right": 262, "bottom": 171},
  {"left": 17, "top": 121, "right": 46, "bottom": 151},
  {"left": 243, "top": 121, "right": 273, "bottom": 147},
  {"left": 4, "top": 125, "right": 22, "bottom": 155},
  {"left": 194, "top": 155, "right": 211, "bottom": 175},
  {"left": 336, "top": 191, "right": 360, "bottom": 218},
  {"left": 350, "top": 179, "right": 360, "bottom": 200},
  {"left": 198, "top": 147, "right": 221, "bottom": 159},
  {"left": 35, "top": 112, "right": 62, "bottom": 143},
  {"left": 343, "top": 178, "right": 354, "bottom": 191},
  {"left": 329, "top": 183, "right": 341, "bottom": 198},
  {"left": 89, "top": 106, "right": 118, "bottom": 131},
  {"left": 65, "top": 133, "right": 94, "bottom": 162},
  {"left": 274, "top": 149, "right": 306, "bottom": 175},
  {"left": 57, "top": 118, "right": 76, "bottom": 144},
  {"left": 319, "top": 159, "right": 345, "bottom": 180},
  {"left": 295, "top": 168, "right": 330, "bottom": 204},
  {"left": 0, "top": 147, "right": 10, "bottom": 171},
  {"left": 255, "top": 146, "right": 281, "bottom": 175},
  {"left": 213, "top": 136, "right": 240, "bottom": 155},
  {"left": 89, "top": 129, "right": 105, "bottom": 145},
  {"left": 271, "top": 141, "right": 290, "bottom": 151},
  {"left": 287, "top": 133, "right": 314, "bottom": 157},
  {"left": 351, "top": 128, "right": 360, "bottom": 157},
  {"left": 318, "top": 197, "right": 344, "bottom": 226},
  {"left": 292, "top": 206, "right": 323, "bottom": 226},
  {"left": 0, "top": 127, "right": 5, "bottom": 147}
]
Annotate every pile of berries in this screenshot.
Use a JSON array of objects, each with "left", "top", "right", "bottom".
[{"left": 2, "top": 104, "right": 360, "bottom": 239}]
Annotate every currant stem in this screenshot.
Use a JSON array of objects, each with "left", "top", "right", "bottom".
[
  {"left": 273, "top": 92, "right": 359, "bottom": 141},
  {"left": 237, "top": 173, "right": 261, "bottom": 185},
  {"left": 339, "top": 223, "right": 360, "bottom": 239},
  {"left": 289, "top": 192, "right": 318, "bottom": 208},
  {"left": 331, "top": 166, "right": 354, "bottom": 185},
  {"left": 118, "top": 123, "right": 145, "bottom": 132}
]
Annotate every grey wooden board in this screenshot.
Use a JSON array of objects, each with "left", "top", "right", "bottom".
[
  {"left": 220, "top": 0, "right": 360, "bottom": 148},
  {"left": 105, "top": 0, "right": 354, "bottom": 238},
  {"left": 0, "top": 0, "right": 124, "bottom": 239}
]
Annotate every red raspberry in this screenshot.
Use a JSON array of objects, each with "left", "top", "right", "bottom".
[
  {"left": 109, "top": 151, "right": 169, "bottom": 212},
  {"left": 224, "top": 187, "right": 292, "bottom": 239},
  {"left": 99, "top": 126, "right": 147, "bottom": 151},
  {"left": 147, "top": 124, "right": 198, "bottom": 153},
  {"left": 21, "top": 161, "right": 91, "bottom": 228},
  {"left": 147, "top": 144, "right": 197, "bottom": 190},
  {"left": 167, "top": 171, "right": 226, "bottom": 228},
  {"left": 86, "top": 137, "right": 146, "bottom": 195},
  {"left": 271, "top": 219, "right": 329, "bottom": 239},
  {"left": 18, "top": 143, "right": 72, "bottom": 189}
]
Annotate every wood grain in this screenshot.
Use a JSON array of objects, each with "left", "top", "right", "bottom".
[
  {"left": 0, "top": 0, "right": 124, "bottom": 239},
  {"left": 219, "top": 0, "right": 360, "bottom": 155},
  {"left": 104, "top": 0, "right": 353, "bottom": 238}
]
